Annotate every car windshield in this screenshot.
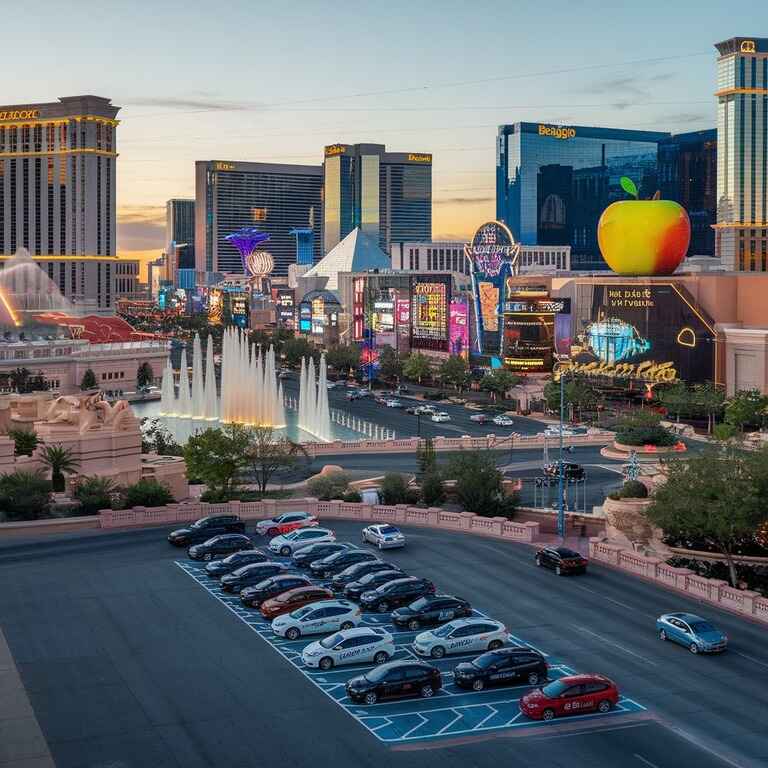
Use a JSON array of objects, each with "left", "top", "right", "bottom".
[
  {"left": 291, "top": 605, "right": 314, "bottom": 619},
  {"left": 364, "top": 665, "right": 396, "bottom": 683},
  {"left": 282, "top": 531, "right": 299, "bottom": 540},
  {"left": 473, "top": 652, "right": 504, "bottom": 670},
  {"left": 542, "top": 680, "right": 568, "bottom": 697},
  {"left": 191, "top": 519, "right": 207, "bottom": 529},
  {"left": 432, "top": 623, "right": 454, "bottom": 638},
  {"left": 690, "top": 621, "right": 716, "bottom": 633},
  {"left": 380, "top": 526, "right": 400, "bottom": 535},
  {"left": 409, "top": 597, "right": 430, "bottom": 610},
  {"left": 320, "top": 633, "right": 344, "bottom": 649}
]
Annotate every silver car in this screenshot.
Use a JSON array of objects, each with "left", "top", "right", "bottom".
[
  {"left": 268, "top": 527, "right": 336, "bottom": 557},
  {"left": 362, "top": 524, "right": 406, "bottom": 550}
]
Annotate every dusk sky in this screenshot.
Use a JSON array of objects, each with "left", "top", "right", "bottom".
[{"left": 7, "top": 1, "right": 761, "bottom": 275}]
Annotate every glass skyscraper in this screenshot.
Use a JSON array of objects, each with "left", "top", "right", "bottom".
[
  {"left": 165, "top": 198, "right": 195, "bottom": 268},
  {"left": 322, "top": 143, "right": 431, "bottom": 255},
  {"left": 496, "top": 123, "right": 668, "bottom": 269},
  {"left": 714, "top": 37, "right": 768, "bottom": 271}
]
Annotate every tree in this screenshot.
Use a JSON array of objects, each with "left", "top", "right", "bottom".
[
  {"left": 378, "top": 345, "right": 403, "bottom": 383},
  {"left": 7, "top": 428, "right": 39, "bottom": 457},
  {"left": 694, "top": 382, "right": 726, "bottom": 435},
  {"left": 481, "top": 370, "right": 520, "bottom": 402},
  {"left": 647, "top": 448, "right": 768, "bottom": 587},
  {"left": 439, "top": 356, "right": 470, "bottom": 392},
  {"left": 247, "top": 425, "right": 309, "bottom": 493},
  {"left": 307, "top": 471, "right": 351, "bottom": 501},
  {"left": 283, "top": 337, "right": 318, "bottom": 368},
  {"left": 420, "top": 471, "right": 444, "bottom": 506},
  {"left": 326, "top": 344, "right": 361, "bottom": 375},
  {"left": 380, "top": 473, "right": 409, "bottom": 505},
  {"left": 121, "top": 478, "right": 174, "bottom": 508},
  {"left": 183, "top": 424, "right": 252, "bottom": 495},
  {"left": 402, "top": 353, "right": 431, "bottom": 384},
  {"left": 141, "top": 418, "right": 183, "bottom": 456},
  {"left": 656, "top": 382, "right": 692, "bottom": 423},
  {"left": 416, "top": 437, "right": 437, "bottom": 477},
  {"left": 0, "top": 470, "right": 52, "bottom": 521},
  {"left": 73, "top": 476, "right": 118, "bottom": 515},
  {"left": 9, "top": 367, "right": 31, "bottom": 392},
  {"left": 447, "top": 450, "right": 507, "bottom": 518},
  {"left": 724, "top": 389, "right": 768, "bottom": 432},
  {"left": 136, "top": 362, "right": 154, "bottom": 388},
  {"left": 543, "top": 377, "right": 598, "bottom": 419},
  {"left": 80, "top": 368, "right": 97, "bottom": 391},
  {"left": 38, "top": 444, "right": 80, "bottom": 493}
]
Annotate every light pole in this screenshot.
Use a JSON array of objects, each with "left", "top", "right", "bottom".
[{"left": 557, "top": 370, "right": 567, "bottom": 541}]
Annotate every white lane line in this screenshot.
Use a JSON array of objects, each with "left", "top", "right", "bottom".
[
  {"left": 571, "top": 625, "right": 658, "bottom": 666},
  {"left": 633, "top": 755, "right": 661, "bottom": 768},
  {"left": 731, "top": 649, "right": 768, "bottom": 671},
  {"left": 436, "top": 712, "right": 463, "bottom": 734},
  {"left": 474, "top": 706, "right": 498, "bottom": 729},
  {"left": 506, "top": 711, "right": 524, "bottom": 725},
  {"left": 401, "top": 714, "right": 428, "bottom": 739},
  {"left": 368, "top": 717, "right": 394, "bottom": 733}
]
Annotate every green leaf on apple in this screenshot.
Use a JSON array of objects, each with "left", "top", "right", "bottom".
[{"left": 620, "top": 176, "right": 639, "bottom": 199}]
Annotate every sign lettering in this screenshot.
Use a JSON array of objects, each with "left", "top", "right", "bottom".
[
  {"left": 407, "top": 153, "right": 432, "bottom": 163},
  {"left": 538, "top": 124, "right": 576, "bottom": 140},
  {"left": 740, "top": 40, "right": 756, "bottom": 53},
  {"left": 555, "top": 359, "right": 677, "bottom": 383},
  {"left": 0, "top": 109, "right": 40, "bottom": 121},
  {"left": 325, "top": 144, "right": 347, "bottom": 157},
  {"left": 215, "top": 162, "right": 235, "bottom": 171}
]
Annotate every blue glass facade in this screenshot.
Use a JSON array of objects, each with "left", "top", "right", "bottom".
[{"left": 497, "top": 123, "right": 669, "bottom": 269}]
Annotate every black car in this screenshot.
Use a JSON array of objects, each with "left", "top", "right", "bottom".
[
  {"left": 360, "top": 577, "right": 435, "bottom": 613},
  {"left": 310, "top": 549, "right": 379, "bottom": 578},
  {"left": 391, "top": 594, "right": 472, "bottom": 630},
  {"left": 535, "top": 547, "right": 588, "bottom": 576},
  {"left": 292, "top": 542, "right": 351, "bottom": 568},
  {"left": 453, "top": 647, "right": 548, "bottom": 691},
  {"left": 330, "top": 560, "right": 397, "bottom": 592},
  {"left": 346, "top": 660, "right": 442, "bottom": 705},
  {"left": 205, "top": 549, "right": 268, "bottom": 577},
  {"left": 240, "top": 574, "right": 312, "bottom": 608},
  {"left": 220, "top": 562, "right": 288, "bottom": 592},
  {"left": 168, "top": 515, "right": 245, "bottom": 547},
  {"left": 188, "top": 534, "right": 254, "bottom": 561},
  {"left": 543, "top": 461, "right": 585, "bottom": 481},
  {"left": 344, "top": 570, "right": 406, "bottom": 600}
]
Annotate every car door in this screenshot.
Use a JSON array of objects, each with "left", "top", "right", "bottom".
[
  {"left": 434, "top": 599, "right": 457, "bottom": 624},
  {"left": 446, "top": 624, "right": 472, "bottom": 653},
  {"left": 674, "top": 619, "right": 694, "bottom": 646},
  {"left": 559, "top": 684, "right": 585, "bottom": 715},
  {"left": 581, "top": 682, "right": 607, "bottom": 711},
  {"left": 666, "top": 617, "right": 686, "bottom": 645},
  {"left": 382, "top": 667, "right": 406, "bottom": 699},
  {"left": 321, "top": 606, "right": 348, "bottom": 633}
]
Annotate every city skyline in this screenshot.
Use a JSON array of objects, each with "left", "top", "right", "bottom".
[{"left": 5, "top": 1, "right": 761, "bottom": 277}]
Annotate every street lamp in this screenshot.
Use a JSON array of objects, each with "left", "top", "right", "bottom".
[{"left": 556, "top": 366, "right": 570, "bottom": 541}]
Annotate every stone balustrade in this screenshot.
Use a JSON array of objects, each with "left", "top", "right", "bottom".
[{"left": 589, "top": 539, "right": 768, "bottom": 625}]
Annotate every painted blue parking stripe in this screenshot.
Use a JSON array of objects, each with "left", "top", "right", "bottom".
[{"left": 175, "top": 552, "right": 647, "bottom": 744}]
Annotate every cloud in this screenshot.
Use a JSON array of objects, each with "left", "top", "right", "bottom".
[
  {"left": 117, "top": 206, "right": 165, "bottom": 252},
  {"left": 122, "top": 96, "right": 257, "bottom": 112},
  {"left": 578, "top": 71, "right": 674, "bottom": 100},
  {"left": 433, "top": 196, "right": 494, "bottom": 206},
  {"left": 658, "top": 112, "right": 707, "bottom": 125},
  {"left": 118, "top": 205, "right": 165, "bottom": 225}
]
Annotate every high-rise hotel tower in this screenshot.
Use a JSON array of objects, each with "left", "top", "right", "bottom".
[{"left": 714, "top": 37, "right": 768, "bottom": 271}]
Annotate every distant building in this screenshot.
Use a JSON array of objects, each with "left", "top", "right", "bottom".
[
  {"left": 165, "top": 198, "right": 195, "bottom": 269},
  {"left": 322, "top": 143, "right": 431, "bottom": 255},
  {"left": 195, "top": 160, "right": 322, "bottom": 277}
]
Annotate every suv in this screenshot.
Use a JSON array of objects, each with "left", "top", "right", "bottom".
[
  {"left": 167, "top": 515, "right": 245, "bottom": 547},
  {"left": 360, "top": 577, "right": 435, "bottom": 613}
]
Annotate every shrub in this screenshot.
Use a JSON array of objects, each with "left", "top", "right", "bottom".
[
  {"left": 307, "top": 471, "right": 351, "bottom": 501},
  {"left": 420, "top": 471, "right": 445, "bottom": 506},
  {"left": 73, "top": 476, "right": 118, "bottom": 515},
  {"left": 119, "top": 478, "right": 174, "bottom": 508},
  {"left": 380, "top": 473, "right": 409, "bottom": 505},
  {"left": 615, "top": 411, "right": 676, "bottom": 447},
  {"left": 619, "top": 480, "right": 649, "bottom": 499},
  {"left": 0, "top": 470, "right": 52, "bottom": 521},
  {"left": 343, "top": 490, "right": 363, "bottom": 503},
  {"left": 7, "top": 428, "right": 39, "bottom": 457}
]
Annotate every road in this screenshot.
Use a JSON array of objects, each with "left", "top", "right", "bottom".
[{"left": 0, "top": 523, "right": 764, "bottom": 768}]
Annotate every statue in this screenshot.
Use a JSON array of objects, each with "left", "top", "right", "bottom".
[
  {"left": 41, "top": 392, "right": 134, "bottom": 434},
  {"left": 43, "top": 395, "right": 84, "bottom": 426}
]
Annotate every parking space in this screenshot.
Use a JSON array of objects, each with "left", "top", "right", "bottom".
[{"left": 176, "top": 539, "right": 645, "bottom": 745}]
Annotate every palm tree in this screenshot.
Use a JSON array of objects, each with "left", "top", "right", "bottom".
[
  {"left": 73, "top": 476, "right": 118, "bottom": 515},
  {"left": 38, "top": 444, "right": 80, "bottom": 493}
]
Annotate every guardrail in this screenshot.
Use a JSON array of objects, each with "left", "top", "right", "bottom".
[{"left": 589, "top": 539, "right": 768, "bottom": 625}]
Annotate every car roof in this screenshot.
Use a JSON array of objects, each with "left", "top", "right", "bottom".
[
  {"left": 558, "top": 673, "right": 612, "bottom": 684},
  {"left": 554, "top": 547, "right": 582, "bottom": 557},
  {"left": 664, "top": 612, "right": 706, "bottom": 622},
  {"left": 443, "top": 617, "right": 500, "bottom": 629},
  {"left": 488, "top": 646, "right": 542, "bottom": 657},
  {"left": 336, "top": 627, "right": 388, "bottom": 639},
  {"left": 304, "top": 599, "right": 354, "bottom": 609}
]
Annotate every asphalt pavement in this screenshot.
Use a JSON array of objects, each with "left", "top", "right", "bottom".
[{"left": 0, "top": 522, "right": 765, "bottom": 768}]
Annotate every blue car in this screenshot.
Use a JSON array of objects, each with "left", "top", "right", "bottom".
[{"left": 656, "top": 612, "right": 728, "bottom": 654}]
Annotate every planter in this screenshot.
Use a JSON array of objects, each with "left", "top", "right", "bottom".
[
  {"left": 603, "top": 495, "right": 668, "bottom": 553},
  {"left": 613, "top": 440, "right": 687, "bottom": 456}
]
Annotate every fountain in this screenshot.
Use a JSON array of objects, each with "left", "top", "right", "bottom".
[
  {"left": 190, "top": 333, "right": 205, "bottom": 419},
  {"left": 158, "top": 360, "right": 176, "bottom": 416},
  {"left": 176, "top": 349, "right": 192, "bottom": 417},
  {"left": 297, "top": 354, "right": 332, "bottom": 441},
  {"left": 203, "top": 339, "right": 218, "bottom": 420}
]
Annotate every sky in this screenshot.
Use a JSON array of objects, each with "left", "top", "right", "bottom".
[{"left": 5, "top": 0, "right": 762, "bottom": 278}]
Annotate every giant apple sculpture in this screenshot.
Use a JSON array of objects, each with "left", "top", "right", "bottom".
[{"left": 598, "top": 177, "right": 691, "bottom": 276}]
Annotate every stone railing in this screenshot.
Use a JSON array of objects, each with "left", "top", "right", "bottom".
[
  {"left": 589, "top": 539, "right": 768, "bottom": 625},
  {"left": 99, "top": 497, "right": 540, "bottom": 544}
]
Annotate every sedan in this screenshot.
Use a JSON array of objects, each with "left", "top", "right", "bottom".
[
  {"left": 542, "top": 426, "right": 576, "bottom": 438},
  {"left": 361, "top": 524, "right": 406, "bottom": 550},
  {"left": 385, "top": 399, "right": 403, "bottom": 408},
  {"left": 391, "top": 595, "right": 472, "bottom": 631},
  {"left": 431, "top": 412, "right": 450, "bottom": 423},
  {"left": 271, "top": 599, "right": 361, "bottom": 640},
  {"left": 259, "top": 585, "right": 334, "bottom": 620},
  {"left": 292, "top": 542, "right": 351, "bottom": 568},
  {"left": 344, "top": 569, "right": 407, "bottom": 600},
  {"left": 454, "top": 647, "right": 548, "bottom": 691},
  {"left": 346, "top": 661, "right": 441, "bottom": 705},
  {"left": 469, "top": 413, "right": 490, "bottom": 424},
  {"left": 188, "top": 534, "right": 254, "bottom": 561},
  {"left": 302, "top": 627, "right": 395, "bottom": 670},
  {"left": 204, "top": 549, "right": 268, "bottom": 577},
  {"left": 269, "top": 527, "right": 335, "bottom": 557},
  {"left": 520, "top": 674, "right": 619, "bottom": 721},
  {"left": 493, "top": 415, "right": 514, "bottom": 426},
  {"left": 310, "top": 549, "right": 379, "bottom": 579},
  {"left": 656, "top": 613, "right": 728, "bottom": 654},
  {"left": 535, "top": 547, "right": 588, "bottom": 576},
  {"left": 240, "top": 574, "right": 312, "bottom": 608},
  {"left": 167, "top": 515, "right": 245, "bottom": 547},
  {"left": 413, "top": 617, "right": 507, "bottom": 659},
  {"left": 360, "top": 577, "right": 435, "bottom": 613},
  {"left": 255, "top": 512, "right": 318, "bottom": 538},
  {"left": 330, "top": 560, "right": 397, "bottom": 592},
  {"left": 220, "top": 561, "right": 289, "bottom": 592}
]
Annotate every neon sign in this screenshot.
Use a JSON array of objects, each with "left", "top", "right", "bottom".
[
  {"left": 740, "top": 40, "right": 756, "bottom": 53},
  {"left": 538, "top": 124, "right": 576, "bottom": 140},
  {"left": 0, "top": 110, "right": 40, "bottom": 121}
]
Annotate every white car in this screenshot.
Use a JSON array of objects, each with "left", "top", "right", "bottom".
[
  {"left": 362, "top": 524, "right": 406, "bottom": 550},
  {"left": 385, "top": 399, "right": 403, "bottom": 408},
  {"left": 269, "top": 527, "right": 336, "bottom": 556},
  {"left": 254, "top": 512, "right": 318, "bottom": 537},
  {"left": 301, "top": 627, "right": 395, "bottom": 670},
  {"left": 493, "top": 415, "right": 514, "bottom": 426},
  {"left": 271, "top": 599, "right": 362, "bottom": 640},
  {"left": 431, "top": 412, "right": 451, "bottom": 423},
  {"left": 415, "top": 405, "right": 437, "bottom": 415},
  {"left": 412, "top": 617, "right": 508, "bottom": 659},
  {"left": 542, "top": 426, "right": 576, "bottom": 438}
]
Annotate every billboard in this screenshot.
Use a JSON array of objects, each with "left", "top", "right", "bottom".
[
  {"left": 299, "top": 303, "right": 311, "bottom": 333},
  {"left": 410, "top": 276, "right": 450, "bottom": 352},
  {"left": 558, "top": 283, "right": 716, "bottom": 384},
  {"left": 230, "top": 292, "right": 249, "bottom": 329},
  {"left": 275, "top": 288, "right": 295, "bottom": 328},
  {"left": 449, "top": 299, "right": 470, "bottom": 359},
  {"left": 208, "top": 288, "right": 223, "bottom": 325}
]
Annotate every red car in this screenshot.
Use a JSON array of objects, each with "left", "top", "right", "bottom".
[
  {"left": 255, "top": 512, "right": 318, "bottom": 537},
  {"left": 260, "top": 586, "right": 334, "bottom": 620},
  {"left": 520, "top": 674, "right": 619, "bottom": 721}
]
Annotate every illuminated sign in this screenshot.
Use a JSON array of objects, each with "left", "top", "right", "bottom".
[
  {"left": 275, "top": 289, "right": 295, "bottom": 326},
  {"left": 0, "top": 110, "right": 40, "bottom": 121},
  {"left": 407, "top": 153, "right": 432, "bottom": 163},
  {"left": 505, "top": 357, "right": 546, "bottom": 370},
  {"left": 208, "top": 289, "right": 223, "bottom": 325},
  {"left": 538, "top": 124, "right": 576, "bottom": 140},
  {"left": 504, "top": 299, "right": 570, "bottom": 313},
  {"left": 555, "top": 359, "right": 677, "bottom": 383},
  {"left": 449, "top": 299, "right": 469, "bottom": 359},
  {"left": 215, "top": 162, "right": 235, "bottom": 171},
  {"left": 252, "top": 207, "right": 268, "bottom": 222},
  {"left": 230, "top": 292, "right": 249, "bottom": 329},
  {"left": 411, "top": 277, "right": 450, "bottom": 351},
  {"left": 740, "top": 40, "right": 756, "bottom": 53},
  {"left": 325, "top": 144, "right": 347, "bottom": 157}
]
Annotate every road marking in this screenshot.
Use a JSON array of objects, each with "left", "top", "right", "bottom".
[
  {"left": 633, "top": 755, "right": 661, "bottom": 768},
  {"left": 571, "top": 625, "right": 658, "bottom": 666},
  {"left": 506, "top": 711, "right": 524, "bottom": 725},
  {"left": 731, "top": 649, "right": 768, "bottom": 671},
  {"left": 402, "top": 714, "right": 428, "bottom": 738},
  {"left": 474, "top": 706, "right": 498, "bottom": 729},
  {"left": 566, "top": 582, "right": 657, "bottom": 618},
  {"left": 436, "top": 712, "right": 463, "bottom": 734}
]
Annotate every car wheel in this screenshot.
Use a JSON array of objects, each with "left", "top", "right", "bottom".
[
  {"left": 597, "top": 699, "right": 612, "bottom": 713},
  {"left": 555, "top": 565, "right": 562, "bottom": 576},
  {"left": 659, "top": 629, "right": 667, "bottom": 641},
  {"left": 280, "top": 546, "right": 291, "bottom": 556},
  {"left": 285, "top": 627, "right": 300, "bottom": 640},
  {"left": 377, "top": 602, "right": 389, "bottom": 614},
  {"left": 488, "top": 640, "right": 503, "bottom": 651},
  {"left": 535, "top": 556, "right": 542, "bottom": 567},
  {"left": 542, "top": 708, "right": 556, "bottom": 721},
  {"left": 364, "top": 691, "right": 378, "bottom": 705},
  {"left": 319, "top": 657, "right": 333, "bottom": 671},
  {"left": 267, "top": 527, "right": 278, "bottom": 537},
  {"left": 527, "top": 672, "right": 540, "bottom": 685},
  {"left": 204, "top": 553, "right": 213, "bottom": 561},
  {"left": 340, "top": 621, "right": 354, "bottom": 630},
  {"left": 373, "top": 651, "right": 389, "bottom": 665},
  {"left": 689, "top": 642, "right": 700, "bottom": 654},
  {"left": 420, "top": 685, "right": 434, "bottom": 698},
  {"left": 472, "top": 678, "right": 484, "bottom": 692},
  {"left": 430, "top": 645, "right": 445, "bottom": 659},
  {"left": 377, "top": 542, "right": 383, "bottom": 550},
  {"left": 408, "top": 619, "right": 420, "bottom": 631}
]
